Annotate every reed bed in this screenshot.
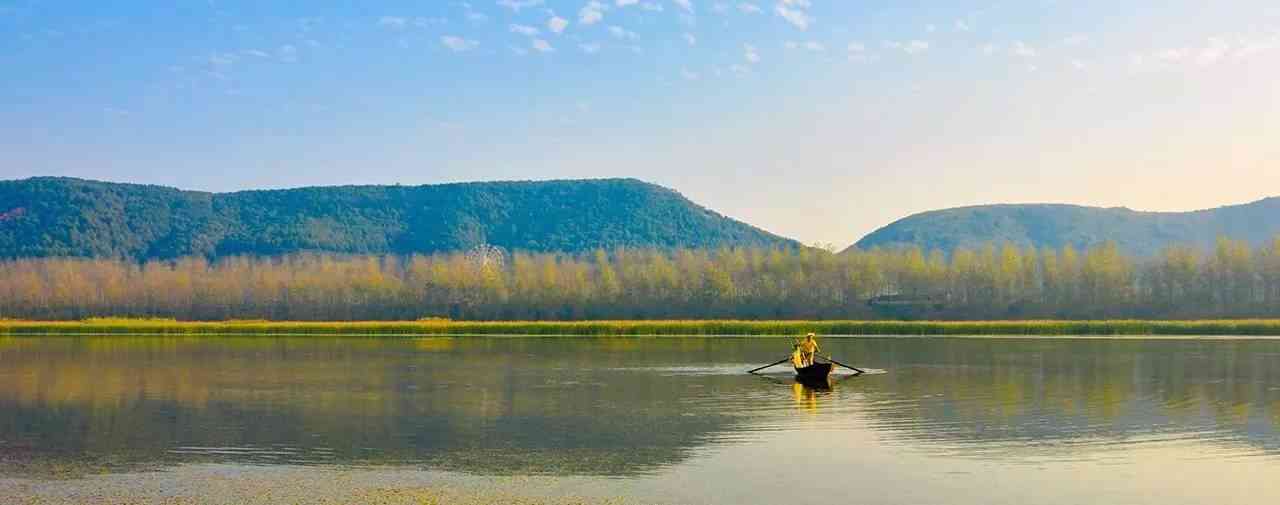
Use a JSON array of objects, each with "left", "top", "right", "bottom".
[{"left": 3, "top": 318, "right": 1280, "bottom": 336}]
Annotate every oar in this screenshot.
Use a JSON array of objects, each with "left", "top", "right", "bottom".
[
  {"left": 747, "top": 357, "right": 791, "bottom": 374},
  {"left": 824, "top": 356, "right": 866, "bottom": 375}
]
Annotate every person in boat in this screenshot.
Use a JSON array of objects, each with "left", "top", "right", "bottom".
[
  {"left": 798, "top": 333, "right": 820, "bottom": 367},
  {"left": 790, "top": 343, "right": 805, "bottom": 368}
]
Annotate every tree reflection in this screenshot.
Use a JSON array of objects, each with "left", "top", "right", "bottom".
[{"left": 0, "top": 337, "right": 1277, "bottom": 478}]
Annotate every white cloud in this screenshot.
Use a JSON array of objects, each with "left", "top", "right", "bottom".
[
  {"left": 532, "top": 38, "right": 554, "bottom": 52},
  {"left": 1011, "top": 41, "right": 1036, "bottom": 58},
  {"left": 884, "top": 40, "right": 928, "bottom": 55},
  {"left": 683, "top": 32, "right": 697, "bottom": 46},
  {"left": 954, "top": 20, "right": 971, "bottom": 32},
  {"left": 1196, "top": 38, "right": 1230, "bottom": 65},
  {"left": 243, "top": 49, "right": 271, "bottom": 58},
  {"left": 580, "top": 42, "right": 602, "bottom": 53},
  {"left": 926, "top": 24, "right": 936, "bottom": 33},
  {"left": 673, "top": 0, "right": 694, "bottom": 13},
  {"left": 981, "top": 43, "right": 997, "bottom": 55},
  {"left": 1061, "top": 34, "right": 1089, "bottom": 46},
  {"left": 744, "top": 43, "right": 760, "bottom": 63},
  {"left": 497, "top": 0, "right": 545, "bottom": 12},
  {"left": 847, "top": 42, "right": 875, "bottom": 63},
  {"left": 1070, "top": 59, "right": 1087, "bottom": 70},
  {"left": 580, "top": 1, "right": 606, "bottom": 25},
  {"left": 608, "top": 25, "right": 637, "bottom": 40},
  {"left": 681, "top": 68, "right": 700, "bottom": 80},
  {"left": 775, "top": 3, "right": 812, "bottom": 30},
  {"left": 548, "top": 16, "right": 569, "bottom": 33},
  {"left": 786, "top": 40, "right": 824, "bottom": 52},
  {"left": 1233, "top": 34, "right": 1278, "bottom": 60},
  {"left": 1155, "top": 48, "right": 1186, "bottom": 63},
  {"left": 617, "top": 0, "right": 640, "bottom": 6},
  {"left": 378, "top": 16, "right": 407, "bottom": 28},
  {"left": 510, "top": 24, "right": 540, "bottom": 36},
  {"left": 209, "top": 52, "right": 237, "bottom": 66},
  {"left": 414, "top": 17, "right": 446, "bottom": 28},
  {"left": 277, "top": 45, "right": 298, "bottom": 63},
  {"left": 441, "top": 35, "right": 479, "bottom": 51},
  {"left": 738, "top": 3, "right": 762, "bottom": 14}
]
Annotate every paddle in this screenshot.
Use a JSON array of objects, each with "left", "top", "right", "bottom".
[
  {"left": 823, "top": 356, "right": 866, "bottom": 375},
  {"left": 747, "top": 357, "right": 791, "bottom": 374}
]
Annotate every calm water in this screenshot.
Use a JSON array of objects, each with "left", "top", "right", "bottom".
[{"left": 2, "top": 336, "right": 1279, "bottom": 504}]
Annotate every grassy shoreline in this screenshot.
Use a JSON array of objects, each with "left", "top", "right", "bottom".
[{"left": 5, "top": 318, "right": 1280, "bottom": 336}]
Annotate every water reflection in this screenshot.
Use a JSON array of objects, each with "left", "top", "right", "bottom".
[{"left": 0, "top": 336, "right": 1277, "bottom": 479}]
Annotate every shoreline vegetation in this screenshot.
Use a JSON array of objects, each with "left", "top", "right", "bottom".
[
  {"left": 1, "top": 238, "right": 1280, "bottom": 323},
  {"left": 5, "top": 318, "right": 1280, "bottom": 336}
]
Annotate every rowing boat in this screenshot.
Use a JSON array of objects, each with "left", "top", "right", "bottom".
[{"left": 794, "top": 362, "right": 833, "bottom": 384}]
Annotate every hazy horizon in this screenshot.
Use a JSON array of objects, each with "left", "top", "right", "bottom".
[{"left": 3, "top": 0, "right": 1277, "bottom": 247}]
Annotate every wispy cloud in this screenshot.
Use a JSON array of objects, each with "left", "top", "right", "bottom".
[
  {"left": 510, "top": 24, "right": 540, "bottom": 36},
  {"left": 277, "top": 45, "right": 297, "bottom": 63},
  {"left": 673, "top": 0, "right": 694, "bottom": 13},
  {"left": 1061, "top": 34, "right": 1089, "bottom": 46},
  {"left": 1011, "top": 41, "right": 1036, "bottom": 58},
  {"left": 209, "top": 52, "right": 238, "bottom": 67},
  {"left": 580, "top": 1, "right": 606, "bottom": 25},
  {"left": 775, "top": 0, "right": 813, "bottom": 30},
  {"left": 884, "top": 40, "right": 929, "bottom": 55},
  {"left": 378, "top": 16, "right": 407, "bottom": 29},
  {"left": 738, "top": 3, "right": 763, "bottom": 14},
  {"left": 532, "top": 38, "right": 554, "bottom": 52},
  {"left": 548, "top": 15, "right": 569, "bottom": 34},
  {"left": 608, "top": 25, "right": 637, "bottom": 40},
  {"left": 441, "top": 35, "right": 479, "bottom": 52},
  {"left": 497, "top": 0, "right": 545, "bottom": 12},
  {"left": 785, "top": 40, "right": 824, "bottom": 52},
  {"left": 744, "top": 43, "right": 760, "bottom": 63},
  {"left": 579, "top": 42, "right": 602, "bottom": 54},
  {"left": 847, "top": 42, "right": 876, "bottom": 63},
  {"left": 683, "top": 33, "right": 697, "bottom": 46}
]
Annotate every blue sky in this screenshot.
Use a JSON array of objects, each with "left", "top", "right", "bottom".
[{"left": 2, "top": 1, "right": 1278, "bottom": 247}]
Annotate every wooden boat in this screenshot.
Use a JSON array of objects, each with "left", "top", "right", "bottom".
[{"left": 794, "top": 362, "right": 833, "bottom": 384}]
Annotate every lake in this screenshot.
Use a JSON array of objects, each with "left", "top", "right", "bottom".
[{"left": 1, "top": 336, "right": 1279, "bottom": 504}]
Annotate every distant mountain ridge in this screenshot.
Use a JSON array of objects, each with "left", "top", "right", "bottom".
[
  {"left": 852, "top": 198, "right": 1280, "bottom": 256},
  {"left": 0, "top": 177, "right": 797, "bottom": 260}
]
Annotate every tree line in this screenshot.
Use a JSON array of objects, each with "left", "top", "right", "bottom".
[{"left": 2, "top": 238, "right": 1280, "bottom": 321}]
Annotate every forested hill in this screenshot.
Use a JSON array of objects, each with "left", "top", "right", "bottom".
[
  {"left": 0, "top": 177, "right": 796, "bottom": 260},
  {"left": 852, "top": 198, "right": 1280, "bottom": 256}
]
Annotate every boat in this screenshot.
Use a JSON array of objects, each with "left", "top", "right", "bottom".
[{"left": 794, "top": 362, "right": 833, "bottom": 384}]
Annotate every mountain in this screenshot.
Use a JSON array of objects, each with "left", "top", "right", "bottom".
[
  {"left": 0, "top": 177, "right": 797, "bottom": 260},
  {"left": 852, "top": 198, "right": 1280, "bottom": 256}
]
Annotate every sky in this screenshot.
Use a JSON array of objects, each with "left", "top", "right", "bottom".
[{"left": 2, "top": 1, "right": 1278, "bottom": 248}]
